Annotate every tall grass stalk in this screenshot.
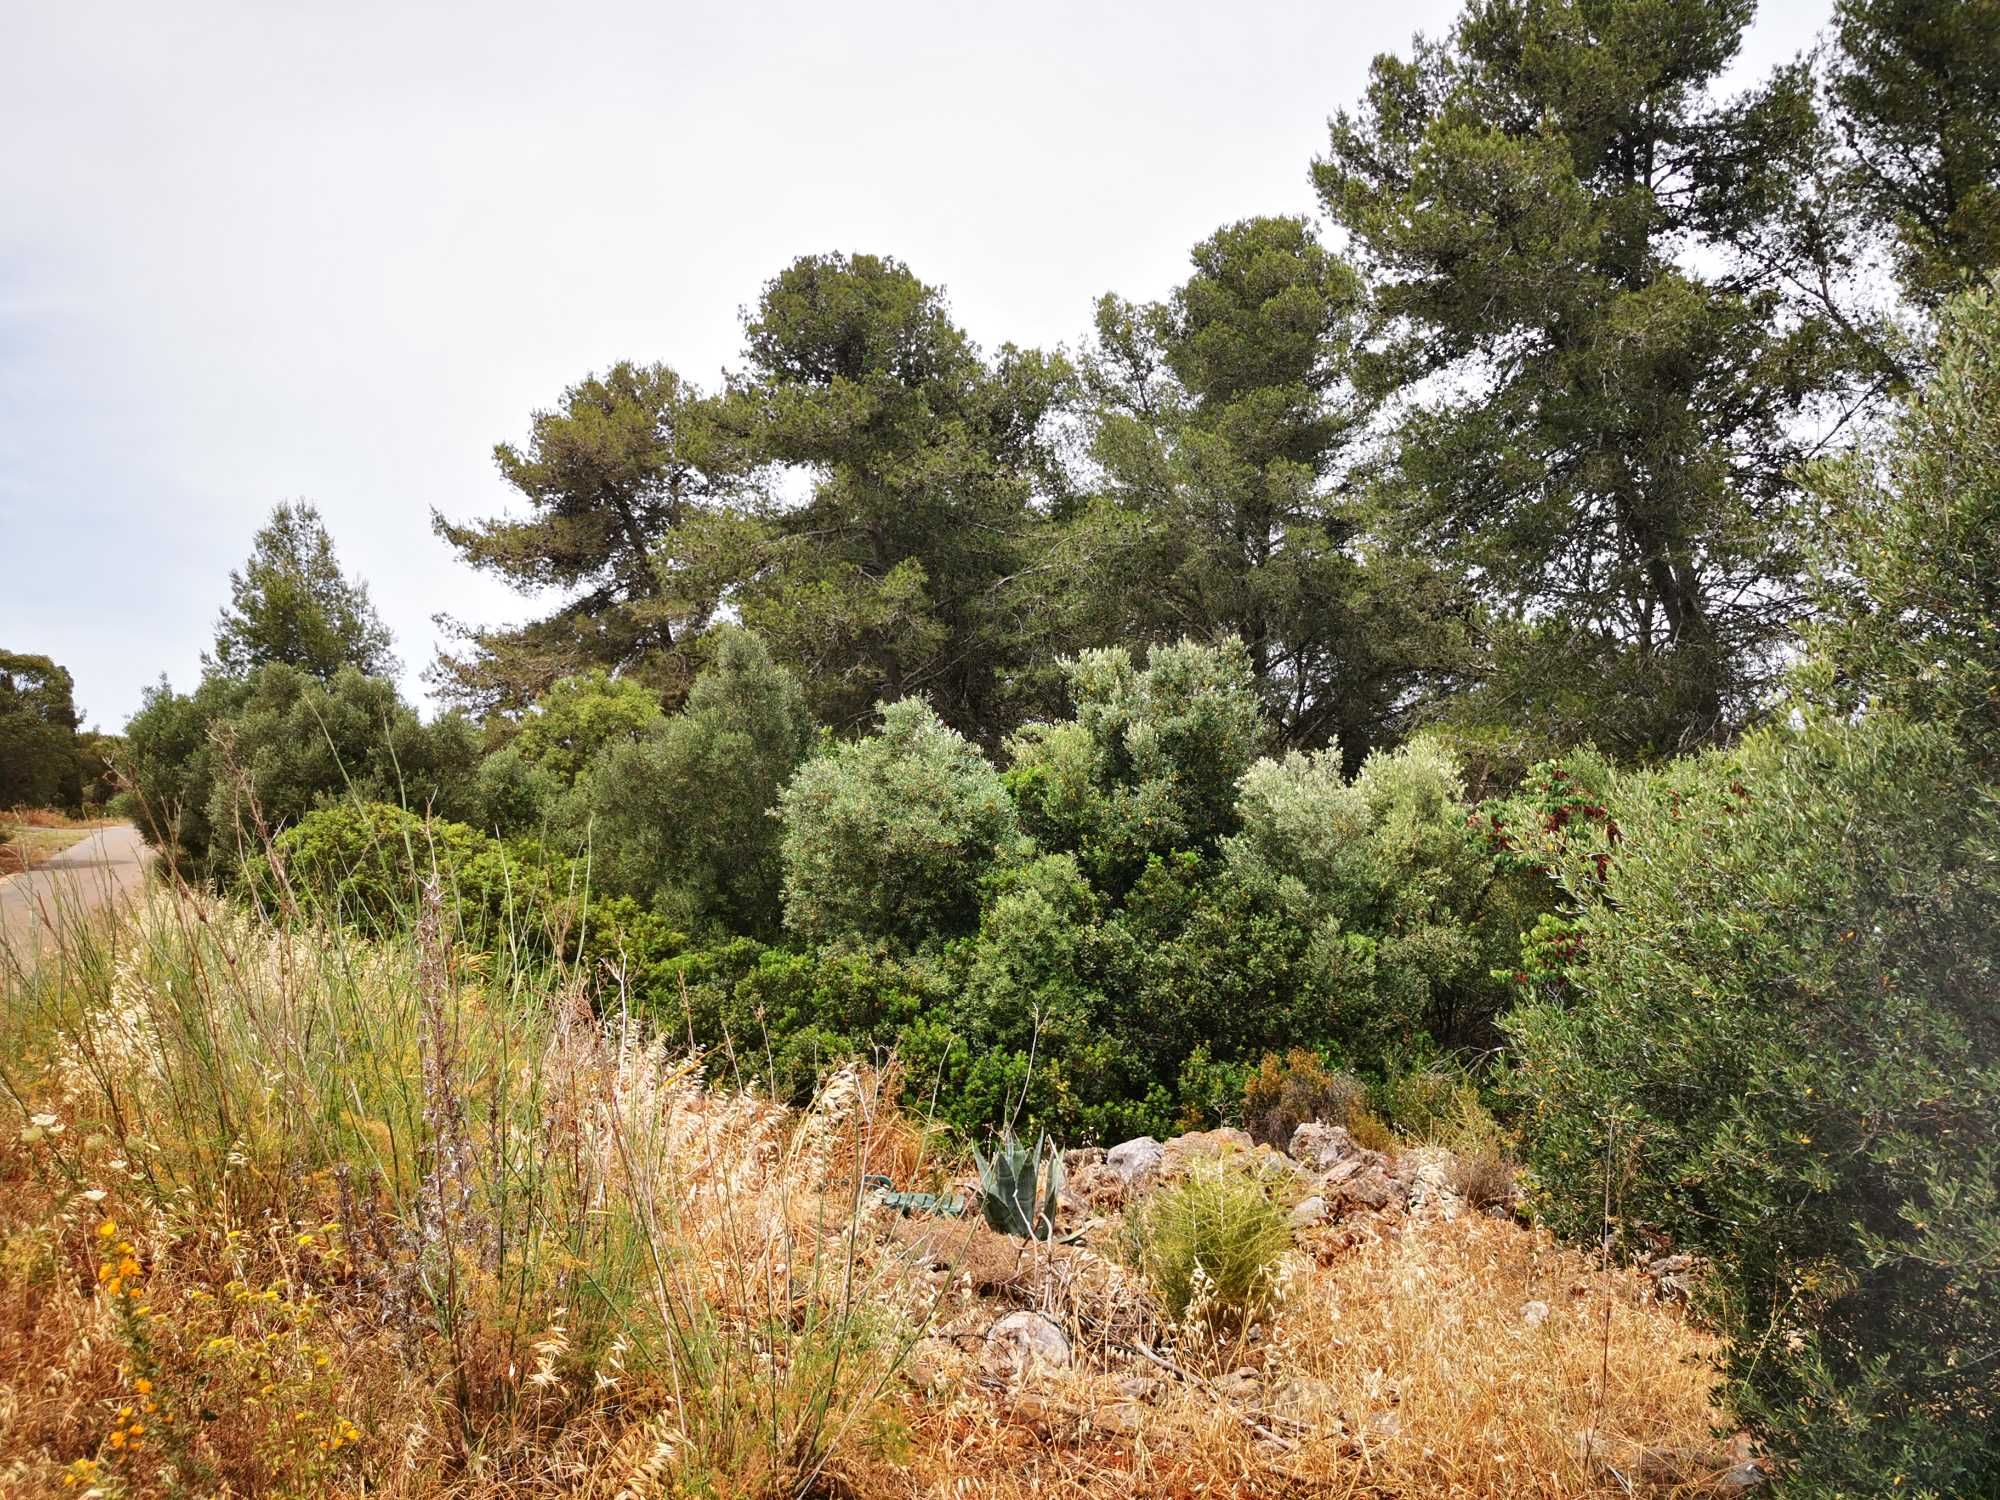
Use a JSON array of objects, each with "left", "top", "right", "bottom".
[{"left": 0, "top": 817, "right": 936, "bottom": 1495}]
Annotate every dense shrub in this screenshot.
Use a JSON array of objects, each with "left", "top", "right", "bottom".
[
  {"left": 465, "top": 740, "right": 569, "bottom": 837},
  {"left": 123, "top": 664, "right": 480, "bottom": 880},
  {"left": 1241, "top": 1049, "right": 1367, "bottom": 1149},
  {"left": 1504, "top": 714, "right": 2000, "bottom": 1494},
  {"left": 508, "top": 669, "right": 663, "bottom": 784},
  {"left": 1005, "top": 638, "right": 1265, "bottom": 893},
  {"left": 679, "top": 943, "right": 951, "bottom": 1100},
  {"left": 1806, "top": 279, "right": 2000, "bottom": 781},
  {"left": 264, "top": 802, "right": 586, "bottom": 950},
  {"left": 946, "top": 848, "right": 1324, "bottom": 1143},
  {"left": 576, "top": 628, "right": 812, "bottom": 936},
  {"left": 463, "top": 669, "right": 665, "bottom": 837},
  {"left": 1223, "top": 737, "right": 1532, "bottom": 1058},
  {"left": 778, "top": 698, "right": 1019, "bottom": 950}
]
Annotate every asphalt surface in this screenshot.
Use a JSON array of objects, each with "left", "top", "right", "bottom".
[{"left": 0, "top": 822, "right": 155, "bottom": 961}]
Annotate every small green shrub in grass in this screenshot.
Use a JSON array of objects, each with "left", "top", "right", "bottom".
[{"left": 1129, "top": 1160, "right": 1294, "bottom": 1326}]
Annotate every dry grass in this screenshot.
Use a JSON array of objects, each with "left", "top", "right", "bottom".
[
  {"left": 3, "top": 808, "right": 119, "bottom": 832},
  {"left": 0, "top": 808, "right": 118, "bottom": 876},
  {"left": 0, "top": 883, "right": 1735, "bottom": 1498},
  {"left": 866, "top": 1210, "right": 1730, "bottom": 1499}
]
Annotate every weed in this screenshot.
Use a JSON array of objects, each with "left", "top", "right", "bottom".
[{"left": 1127, "top": 1159, "right": 1294, "bottom": 1327}]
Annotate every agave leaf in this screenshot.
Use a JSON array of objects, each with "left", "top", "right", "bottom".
[{"left": 975, "top": 1129, "right": 1068, "bottom": 1241}]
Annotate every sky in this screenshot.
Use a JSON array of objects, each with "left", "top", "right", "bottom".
[{"left": 1, "top": 0, "right": 1831, "bottom": 732}]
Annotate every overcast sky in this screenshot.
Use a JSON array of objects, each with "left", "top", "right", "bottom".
[{"left": 1, "top": 0, "right": 1830, "bottom": 731}]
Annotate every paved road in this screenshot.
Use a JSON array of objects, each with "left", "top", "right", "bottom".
[{"left": 0, "top": 823, "right": 156, "bottom": 961}]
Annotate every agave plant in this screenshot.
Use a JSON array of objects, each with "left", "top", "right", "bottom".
[{"left": 972, "top": 1130, "right": 1065, "bottom": 1241}]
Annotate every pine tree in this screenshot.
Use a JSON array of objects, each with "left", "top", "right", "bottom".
[
  {"left": 208, "top": 501, "right": 398, "bottom": 681},
  {"left": 732, "top": 253, "right": 1071, "bottom": 741},
  {"left": 1072, "top": 216, "right": 1468, "bottom": 760},
  {"left": 431, "top": 363, "right": 757, "bottom": 714},
  {"left": 1834, "top": 0, "right": 2000, "bottom": 309},
  {"left": 1317, "top": 0, "right": 1876, "bottom": 754}
]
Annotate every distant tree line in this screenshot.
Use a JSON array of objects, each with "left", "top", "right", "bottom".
[{"left": 0, "top": 650, "right": 119, "bottom": 812}]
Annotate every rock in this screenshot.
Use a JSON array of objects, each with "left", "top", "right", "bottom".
[
  {"left": 1268, "top": 1376, "right": 1334, "bottom": 1418},
  {"left": 1293, "top": 1124, "right": 1404, "bottom": 1213},
  {"left": 1096, "top": 1401, "right": 1145, "bottom": 1433},
  {"left": 1160, "top": 1128, "right": 1260, "bottom": 1182},
  {"left": 1105, "top": 1136, "right": 1166, "bottom": 1190},
  {"left": 1720, "top": 1432, "right": 1764, "bottom": 1491},
  {"left": 1215, "top": 1366, "right": 1261, "bottom": 1402},
  {"left": 1289, "top": 1195, "right": 1328, "bottom": 1230},
  {"left": 892, "top": 1218, "right": 1031, "bottom": 1289},
  {"left": 1164, "top": 1127, "right": 1254, "bottom": 1163},
  {"left": 1058, "top": 1147, "right": 1109, "bottom": 1212},
  {"left": 1520, "top": 1299, "right": 1550, "bottom": 1328},
  {"left": 1332, "top": 1168, "right": 1404, "bottom": 1212},
  {"left": 1720, "top": 1457, "right": 1765, "bottom": 1492},
  {"left": 1577, "top": 1428, "right": 1762, "bottom": 1492},
  {"left": 902, "top": 1336, "right": 959, "bottom": 1393},
  {"left": 1066, "top": 1160, "right": 1131, "bottom": 1210},
  {"left": 981, "top": 1311, "right": 1071, "bottom": 1384},
  {"left": 1114, "top": 1374, "right": 1160, "bottom": 1402},
  {"left": 1646, "top": 1251, "right": 1700, "bottom": 1302},
  {"left": 1289, "top": 1122, "right": 1360, "bottom": 1170},
  {"left": 1397, "top": 1147, "right": 1457, "bottom": 1217}
]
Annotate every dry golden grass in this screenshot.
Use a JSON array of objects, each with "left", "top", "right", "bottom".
[
  {"left": 861, "top": 1210, "right": 1730, "bottom": 1500},
  {"left": 0, "top": 824, "right": 95, "bottom": 877},
  {"left": 0, "top": 887, "right": 1737, "bottom": 1499},
  {"left": 3, "top": 807, "right": 120, "bottom": 831}
]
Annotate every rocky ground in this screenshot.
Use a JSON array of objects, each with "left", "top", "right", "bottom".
[{"left": 861, "top": 1122, "right": 1757, "bottom": 1499}]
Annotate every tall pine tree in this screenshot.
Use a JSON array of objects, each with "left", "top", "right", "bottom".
[
  {"left": 1833, "top": 0, "right": 2000, "bottom": 309},
  {"left": 209, "top": 501, "right": 398, "bottom": 682},
  {"left": 732, "top": 253, "right": 1070, "bottom": 741},
  {"left": 1071, "top": 216, "right": 1468, "bottom": 760},
  {"left": 432, "top": 363, "right": 757, "bottom": 714},
  {"left": 1318, "top": 0, "right": 1874, "bottom": 755}
]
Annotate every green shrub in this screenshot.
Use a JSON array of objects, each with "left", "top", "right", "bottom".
[
  {"left": 507, "top": 668, "right": 663, "bottom": 785},
  {"left": 465, "top": 740, "right": 567, "bottom": 837},
  {"left": 576, "top": 628, "right": 812, "bottom": 938},
  {"left": 1004, "top": 638, "right": 1265, "bottom": 894},
  {"left": 1372, "top": 1061, "right": 1479, "bottom": 1141},
  {"left": 1805, "top": 279, "right": 2000, "bottom": 781},
  {"left": 123, "top": 664, "right": 480, "bottom": 880},
  {"left": 678, "top": 942, "right": 945, "bottom": 1101},
  {"left": 1222, "top": 738, "right": 1536, "bottom": 1063},
  {"left": 1503, "top": 713, "right": 2000, "bottom": 1494},
  {"left": 778, "top": 698, "right": 1018, "bottom": 950},
  {"left": 263, "top": 802, "right": 583, "bottom": 952},
  {"left": 1129, "top": 1159, "right": 1294, "bottom": 1326}
]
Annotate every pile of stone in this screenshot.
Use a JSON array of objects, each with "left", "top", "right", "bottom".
[{"left": 1062, "top": 1118, "right": 1482, "bottom": 1227}]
